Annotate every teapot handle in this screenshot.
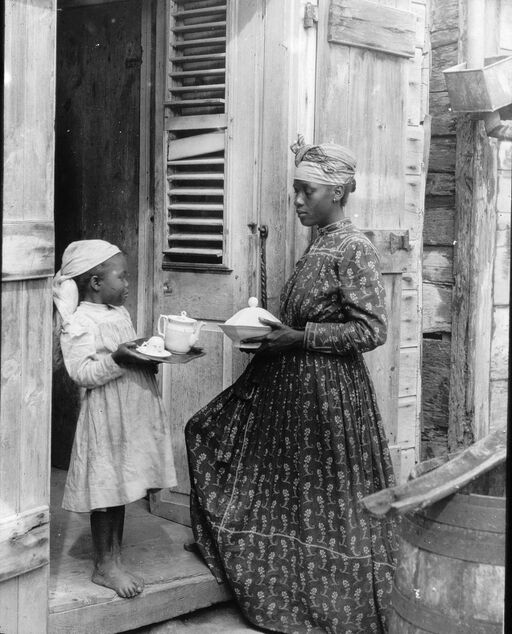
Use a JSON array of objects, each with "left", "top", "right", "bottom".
[{"left": 157, "top": 315, "right": 166, "bottom": 337}]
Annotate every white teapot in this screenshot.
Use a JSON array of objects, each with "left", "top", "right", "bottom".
[{"left": 157, "top": 311, "right": 205, "bottom": 354}]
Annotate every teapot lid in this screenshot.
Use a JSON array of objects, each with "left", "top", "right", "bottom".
[
  {"left": 224, "top": 297, "right": 280, "bottom": 327},
  {"left": 168, "top": 311, "right": 196, "bottom": 324}
]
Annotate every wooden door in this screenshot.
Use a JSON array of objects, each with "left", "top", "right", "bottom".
[
  {"left": 150, "top": 0, "right": 318, "bottom": 523},
  {"left": 316, "top": 0, "right": 428, "bottom": 480},
  {"left": 1, "top": 1, "right": 56, "bottom": 632}
]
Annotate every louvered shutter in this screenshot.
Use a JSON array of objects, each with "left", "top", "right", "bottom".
[{"left": 165, "top": 0, "right": 227, "bottom": 266}]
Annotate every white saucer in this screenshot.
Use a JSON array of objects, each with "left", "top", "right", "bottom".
[{"left": 135, "top": 346, "right": 172, "bottom": 358}]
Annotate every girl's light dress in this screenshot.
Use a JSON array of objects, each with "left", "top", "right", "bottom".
[{"left": 60, "top": 302, "right": 177, "bottom": 512}]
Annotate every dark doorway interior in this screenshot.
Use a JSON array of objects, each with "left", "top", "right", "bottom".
[{"left": 53, "top": 0, "right": 142, "bottom": 468}]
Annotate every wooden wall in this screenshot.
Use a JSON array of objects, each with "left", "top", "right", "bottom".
[
  {"left": 422, "top": 0, "right": 511, "bottom": 457},
  {"left": 1, "top": 1, "right": 56, "bottom": 632}
]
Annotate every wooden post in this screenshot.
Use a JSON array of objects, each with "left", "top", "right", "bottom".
[{"left": 448, "top": 0, "right": 499, "bottom": 450}]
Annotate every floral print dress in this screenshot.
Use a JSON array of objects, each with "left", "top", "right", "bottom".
[{"left": 186, "top": 219, "right": 398, "bottom": 633}]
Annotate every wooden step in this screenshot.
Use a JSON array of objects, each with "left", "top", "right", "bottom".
[
  {"left": 168, "top": 158, "right": 224, "bottom": 166},
  {"left": 169, "top": 84, "right": 225, "bottom": 93},
  {"left": 169, "top": 52, "right": 226, "bottom": 64},
  {"left": 170, "top": 68, "right": 225, "bottom": 78},
  {"left": 172, "top": 37, "right": 226, "bottom": 48},
  {"left": 168, "top": 217, "right": 223, "bottom": 226},
  {"left": 165, "top": 246, "right": 223, "bottom": 257},
  {"left": 169, "top": 172, "right": 224, "bottom": 181},
  {"left": 171, "top": 6, "right": 226, "bottom": 19},
  {"left": 170, "top": 233, "right": 222, "bottom": 242},
  {"left": 169, "top": 187, "right": 224, "bottom": 196},
  {"left": 172, "top": 21, "right": 226, "bottom": 34}
]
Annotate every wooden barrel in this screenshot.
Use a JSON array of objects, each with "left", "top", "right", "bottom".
[{"left": 390, "top": 492, "right": 505, "bottom": 633}]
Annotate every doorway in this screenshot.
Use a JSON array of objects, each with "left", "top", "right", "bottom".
[{"left": 50, "top": 1, "right": 228, "bottom": 630}]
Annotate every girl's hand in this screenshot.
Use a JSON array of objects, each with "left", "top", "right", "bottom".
[
  {"left": 112, "top": 342, "right": 159, "bottom": 372},
  {"left": 242, "top": 318, "right": 304, "bottom": 355}
]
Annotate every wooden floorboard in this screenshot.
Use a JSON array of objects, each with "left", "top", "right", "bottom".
[{"left": 49, "top": 468, "right": 230, "bottom": 634}]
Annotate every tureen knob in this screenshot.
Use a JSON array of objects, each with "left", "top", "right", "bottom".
[
  {"left": 180, "top": 311, "right": 187, "bottom": 317},
  {"left": 248, "top": 297, "right": 259, "bottom": 308}
]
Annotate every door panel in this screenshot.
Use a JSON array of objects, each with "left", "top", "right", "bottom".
[{"left": 316, "top": 0, "right": 425, "bottom": 481}]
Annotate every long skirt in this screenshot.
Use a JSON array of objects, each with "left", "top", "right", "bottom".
[{"left": 185, "top": 350, "right": 398, "bottom": 634}]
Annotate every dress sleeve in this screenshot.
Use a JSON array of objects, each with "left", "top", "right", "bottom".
[
  {"left": 303, "top": 238, "right": 387, "bottom": 355},
  {"left": 60, "top": 320, "right": 125, "bottom": 389}
]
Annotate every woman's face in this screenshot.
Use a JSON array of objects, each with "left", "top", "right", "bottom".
[{"left": 293, "top": 179, "right": 340, "bottom": 227}]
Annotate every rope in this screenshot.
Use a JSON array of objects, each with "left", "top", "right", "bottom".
[{"left": 258, "top": 225, "right": 268, "bottom": 309}]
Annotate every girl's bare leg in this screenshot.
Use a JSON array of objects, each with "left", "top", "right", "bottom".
[{"left": 90, "top": 506, "right": 144, "bottom": 598}]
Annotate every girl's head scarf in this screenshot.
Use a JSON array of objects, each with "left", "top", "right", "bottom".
[
  {"left": 291, "top": 134, "right": 357, "bottom": 186},
  {"left": 53, "top": 239, "right": 121, "bottom": 323}
]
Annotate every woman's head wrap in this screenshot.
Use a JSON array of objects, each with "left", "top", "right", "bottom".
[
  {"left": 53, "top": 239, "right": 121, "bottom": 322},
  {"left": 291, "top": 134, "right": 357, "bottom": 187}
]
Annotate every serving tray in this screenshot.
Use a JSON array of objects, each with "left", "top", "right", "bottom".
[{"left": 129, "top": 338, "right": 205, "bottom": 364}]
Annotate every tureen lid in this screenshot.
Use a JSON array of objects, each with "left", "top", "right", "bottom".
[
  {"left": 224, "top": 297, "right": 280, "bottom": 327},
  {"left": 168, "top": 310, "right": 196, "bottom": 324}
]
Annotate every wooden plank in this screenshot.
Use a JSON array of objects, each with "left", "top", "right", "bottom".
[
  {"left": 167, "top": 130, "right": 225, "bottom": 160},
  {"left": 4, "top": 0, "right": 56, "bottom": 222},
  {"left": 389, "top": 445, "right": 416, "bottom": 485},
  {"left": 430, "top": 42, "right": 458, "bottom": 92},
  {"left": 422, "top": 245, "right": 454, "bottom": 284},
  {"left": 496, "top": 167, "right": 511, "bottom": 214},
  {"left": 426, "top": 172, "right": 455, "bottom": 197},
  {"left": 430, "top": 0, "right": 458, "bottom": 48},
  {"left": 365, "top": 273, "right": 401, "bottom": 444},
  {"left": 165, "top": 113, "right": 227, "bottom": 131},
  {"left": 489, "top": 380, "right": 508, "bottom": 431},
  {"left": 405, "top": 124, "right": 424, "bottom": 174},
  {"left": 1, "top": 222, "right": 54, "bottom": 281},
  {"left": 430, "top": 92, "right": 457, "bottom": 136},
  {"left": 493, "top": 211, "right": 510, "bottom": 306},
  {"left": 137, "top": 0, "right": 154, "bottom": 338},
  {"left": 328, "top": 0, "right": 416, "bottom": 58},
  {"left": 499, "top": 0, "right": 512, "bottom": 52},
  {"left": 0, "top": 508, "right": 49, "bottom": 582},
  {"left": 490, "top": 306, "right": 509, "bottom": 380},
  {"left": 362, "top": 425, "right": 506, "bottom": 516},
  {"left": 399, "top": 347, "right": 419, "bottom": 398},
  {"left": 407, "top": 50, "right": 423, "bottom": 127},
  {"left": 396, "top": 396, "right": 417, "bottom": 446},
  {"left": 423, "top": 203, "right": 455, "bottom": 246},
  {"left": 400, "top": 289, "right": 419, "bottom": 347},
  {"left": 429, "top": 136, "right": 456, "bottom": 173},
  {"left": 422, "top": 338, "right": 450, "bottom": 430},
  {"left": 422, "top": 281, "right": 452, "bottom": 332}
]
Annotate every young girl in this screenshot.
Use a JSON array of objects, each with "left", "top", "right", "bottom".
[{"left": 53, "top": 239, "right": 177, "bottom": 599}]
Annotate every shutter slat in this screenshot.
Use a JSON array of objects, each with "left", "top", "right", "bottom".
[
  {"left": 168, "top": 158, "right": 224, "bottom": 166},
  {"left": 169, "top": 203, "right": 224, "bottom": 211},
  {"left": 170, "top": 233, "right": 222, "bottom": 242},
  {"left": 170, "top": 68, "right": 225, "bottom": 78},
  {"left": 169, "top": 172, "right": 224, "bottom": 180},
  {"left": 168, "top": 218, "right": 223, "bottom": 226},
  {"left": 165, "top": 98, "right": 225, "bottom": 107},
  {"left": 172, "top": 21, "right": 226, "bottom": 34},
  {"left": 169, "top": 53, "right": 225, "bottom": 64},
  {"left": 173, "top": 37, "right": 226, "bottom": 48},
  {"left": 172, "top": 6, "right": 226, "bottom": 19},
  {"left": 169, "top": 84, "right": 225, "bottom": 93},
  {"left": 165, "top": 247, "right": 223, "bottom": 257},
  {"left": 169, "top": 187, "right": 224, "bottom": 196}
]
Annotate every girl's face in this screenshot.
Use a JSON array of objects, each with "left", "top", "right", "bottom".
[
  {"left": 293, "top": 179, "right": 341, "bottom": 227},
  {"left": 94, "top": 253, "right": 129, "bottom": 306}
]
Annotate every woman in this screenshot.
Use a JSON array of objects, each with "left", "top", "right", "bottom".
[{"left": 185, "top": 137, "right": 398, "bottom": 633}]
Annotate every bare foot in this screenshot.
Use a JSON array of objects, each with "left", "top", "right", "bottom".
[{"left": 92, "top": 560, "right": 144, "bottom": 598}]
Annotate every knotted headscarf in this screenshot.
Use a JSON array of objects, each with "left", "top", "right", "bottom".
[
  {"left": 291, "top": 134, "right": 357, "bottom": 186},
  {"left": 53, "top": 239, "right": 121, "bottom": 323}
]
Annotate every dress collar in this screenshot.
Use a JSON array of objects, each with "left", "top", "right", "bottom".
[{"left": 317, "top": 217, "right": 352, "bottom": 236}]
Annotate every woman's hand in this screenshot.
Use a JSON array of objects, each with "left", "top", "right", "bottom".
[
  {"left": 112, "top": 342, "right": 159, "bottom": 372},
  {"left": 242, "top": 318, "right": 304, "bottom": 355}
]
